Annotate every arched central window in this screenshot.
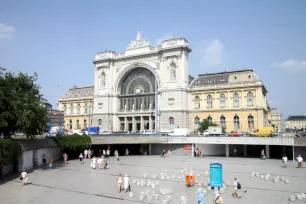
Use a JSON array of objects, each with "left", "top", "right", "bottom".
[
  {"left": 84, "top": 120, "right": 87, "bottom": 129},
  {"left": 194, "top": 95, "right": 200, "bottom": 109},
  {"left": 70, "top": 104, "right": 74, "bottom": 114},
  {"left": 207, "top": 116, "right": 212, "bottom": 124},
  {"left": 234, "top": 116, "right": 240, "bottom": 129},
  {"left": 98, "top": 119, "right": 102, "bottom": 127},
  {"left": 195, "top": 117, "right": 200, "bottom": 130},
  {"left": 247, "top": 92, "right": 254, "bottom": 106},
  {"left": 77, "top": 104, "right": 80, "bottom": 114},
  {"left": 220, "top": 94, "right": 225, "bottom": 108},
  {"left": 220, "top": 116, "right": 226, "bottom": 128},
  {"left": 76, "top": 120, "right": 80, "bottom": 129},
  {"left": 207, "top": 95, "right": 212, "bottom": 109},
  {"left": 248, "top": 115, "right": 254, "bottom": 129},
  {"left": 69, "top": 119, "right": 72, "bottom": 130},
  {"left": 233, "top": 93, "right": 239, "bottom": 107}
]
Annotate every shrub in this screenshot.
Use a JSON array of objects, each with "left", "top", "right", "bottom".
[{"left": 50, "top": 134, "right": 91, "bottom": 150}]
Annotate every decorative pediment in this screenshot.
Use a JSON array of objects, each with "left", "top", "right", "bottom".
[{"left": 126, "top": 31, "right": 150, "bottom": 49}]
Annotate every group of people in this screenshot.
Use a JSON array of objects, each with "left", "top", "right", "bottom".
[
  {"left": 282, "top": 155, "right": 304, "bottom": 168},
  {"left": 42, "top": 154, "right": 53, "bottom": 168},
  {"left": 160, "top": 149, "right": 172, "bottom": 158},
  {"left": 117, "top": 173, "right": 130, "bottom": 193},
  {"left": 195, "top": 148, "right": 204, "bottom": 157}
]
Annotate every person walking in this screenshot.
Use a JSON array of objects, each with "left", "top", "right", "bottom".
[
  {"left": 48, "top": 156, "right": 53, "bottom": 168},
  {"left": 214, "top": 191, "right": 223, "bottom": 204},
  {"left": 91, "top": 156, "right": 97, "bottom": 169},
  {"left": 114, "top": 150, "right": 119, "bottom": 161},
  {"left": 123, "top": 174, "right": 130, "bottom": 193},
  {"left": 20, "top": 169, "right": 29, "bottom": 185},
  {"left": 79, "top": 153, "right": 83, "bottom": 164},
  {"left": 117, "top": 173, "right": 123, "bottom": 193},
  {"left": 296, "top": 155, "right": 303, "bottom": 168},
  {"left": 104, "top": 158, "right": 108, "bottom": 170},
  {"left": 167, "top": 149, "right": 172, "bottom": 157},
  {"left": 84, "top": 149, "right": 88, "bottom": 159},
  {"left": 125, "top": 148, "right": 129, "bottom": 156},
  {"left": 197, "top": 188, "right": 204, "bottom": 204},
  {"left": 260, "top": 149, "right": 265, "bottom": 160},
  {"left": 63, "top": 153, "right": 68, "bottom": 165},
  {"left": 161, "top": 150, "right": 166, "bottom": 158},
  {"left": 282, "top": 155, "right": 288, "bottom": 168},
  {"left": 42, "top": 154, "right": 47, "bottom": 167},
  {"left": 234, "top": 149, "right": 237, "bottom": 157},
  {"left": 88, "top": 149, "right": 92, "bottom": 159},
  {"left": 103, "top": 149, "right": 106, "bottom": 157},
  {"left": 97, "top": 157, "right": 102, "bottom": 169},
  {"left": 232, "top": 177, "right": 242, "bottom": 199},
  {"left": 106, "top": 149, "right": 110, "bottom": 159}
]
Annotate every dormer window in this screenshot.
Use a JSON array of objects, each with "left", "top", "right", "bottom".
[
  {"left": 234, "top": 76, "right": 237, "bottom": 80},
  {"left": 220, "top": 77, "right": 224, "bottom": 82},
  {"left": 208, "top": 79, "right": 212, "bottom": 83},
  {"left": 248, "top": 75, "right": 251, "bottom": 80}
]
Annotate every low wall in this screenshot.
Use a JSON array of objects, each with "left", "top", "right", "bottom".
[
  {"left": 2, "top": 164, "right": 13, "bottom": 175},
  {"left": 151, "top": 144, "right": 192, "bottom": 156}
]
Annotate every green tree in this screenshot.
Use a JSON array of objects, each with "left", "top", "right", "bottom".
[
  {"left": 0, "top": 68, "right": 48, "bottom": 138},
  {"left": 198, "top": 119, "right": 217, "bottom": 133}
]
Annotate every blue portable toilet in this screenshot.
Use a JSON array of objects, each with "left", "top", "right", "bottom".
[{"left": 210, "top": 163, "right": 223, "bottom": 188}]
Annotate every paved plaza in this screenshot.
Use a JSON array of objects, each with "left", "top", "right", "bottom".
[{"left": 0, "top": 155, "right": 305, "bottom": 204}]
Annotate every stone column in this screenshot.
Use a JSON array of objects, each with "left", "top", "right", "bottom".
[
  {"left": 124, "top": 117, "right": 127, "bottom": 132},
  {"left": 149, "top": 116, "right": 152, "bottom": 130},
  {"left": 141, "top": 116, "right": 144, "bottom": 132},
  {"left": 132, "top": 117, "right": 135, "bottom": 131},
  {"left": 226, "top": 144, "right": 230, "bottom": 157},
  {"left": 244, "top": 145, "right": 247, "bottom": 156},
  {"left": 149, "top": 144, "right": 152, "bottom": 155},
  {"left": 292, "top": 146, "right": 295, "bottom": 161},
  {"left": 192, "top": 144, "right": 195, "bottom": 157},
  {"left": 265, "top": 145, "right": 270, "bottom": 159}
]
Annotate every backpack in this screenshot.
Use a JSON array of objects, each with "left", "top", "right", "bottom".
[{"left": 237, "top": 182, "right": 241, "bottom": 189}]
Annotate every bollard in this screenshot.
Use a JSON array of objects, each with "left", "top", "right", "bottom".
[
  {"left": 281, "top": 177, "right": 285, "bottom": 181},
  {"left": 151, "top": 183, "right": 156, "bottom": 189},
  {"left": 285, "top": 179, "right": 290, "bottom": 184},
  {"left": 260, "top": 175, "right": 264, "bottom": 179},
  {"left": 289, "top": 195, "right": 296, "bottom": 201},
  {"left": 300, "top": 193, "right": 306, "bottom": 199},
  {"left": 156, "top": 180, "right": 159, "bottom": 186},
  {"left": 128, "top": 192, "right": 134, "bottom": 198}
]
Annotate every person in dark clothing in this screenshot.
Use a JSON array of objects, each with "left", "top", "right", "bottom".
[{"left": 161, "top": 150, "right": 166, "bottom": 158}]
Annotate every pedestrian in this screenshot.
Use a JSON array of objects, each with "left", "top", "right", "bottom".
[
  {"left": 124, "top": 174, "right": 130, "bottom": 193},
  {"left": 79, "top": 153, "right": 83, "bottom": 164},
  {"left": 42, "top": 154, "right": 47, "bottom": 167},
  {"left": 214, "top": 190, "right": 223, "bottom": 204},
  {"left": 232, "top": 177, "right": 242, "bottom": 199},
  {"left": 20, "top": 169, "right": 29, "bottom": 185},
  {"left": 91, "top": 156, "right": 97, "bottom": 169},
  {"left": 104, "top": 158, "right": 108, "bottom": 169},
  {"left": 97, "top": 157, "right": 102, "bottom": 169},
  {"left": 201, "top": 150, "right": 204, "bottom": 158},
  {"left": 63, "top": 153, "right": 68, "bottom": 165},
  {"left": 296, "top": 155, "right": 303, "bottom": 168},
  {"left": 103, "top": 149, "right": 106, "bottom": 157},
  {"left": 260, "top": 149, "right": 265, "bottom": 160},
  {"left": 197, "top": 188, "right": 204, "bottom": 204},
  {"left": 125, "top": 148, "right": 129, "bottom": 156},
  {"left": 167, "top": 149, "right": 172, "bottom": 157},
  {"left": 84, "top": 149, "right": 88, "bottom": 159},
  {"left": 282, "top": 155, "right": 288, "bottom": 168},
  {"left": 99, "top": 149, "right": 102, "bottom": 157},
  {"left": 106, "top": 149, "right": 110, "bottom": 159},
  {"left": 161, "top": 150, "right": 166, "bottom": 158},
  {"left": 234, "top": 149, "right": 237, "bottom": 157},
  {"left": 48, "top": 156, "right": 53, "bottom": 168},
  {"left": 117, "top": 173, "right": 123, "bottom": 193},
  {"left": 88, "top": 149, "right": 92, "bottom": 159}
]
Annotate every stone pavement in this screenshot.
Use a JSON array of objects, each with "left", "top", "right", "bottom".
[{"left": 0, "top": 156, "right": 306, "bottom": 204}]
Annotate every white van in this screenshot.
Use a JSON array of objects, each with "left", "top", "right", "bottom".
[{"left": 168, "top": 128, "right": 190, "bottom": 137}]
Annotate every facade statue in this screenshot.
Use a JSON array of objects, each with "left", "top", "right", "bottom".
[{"left": 132, "top": 104, "right": 135, "bottom": 111}]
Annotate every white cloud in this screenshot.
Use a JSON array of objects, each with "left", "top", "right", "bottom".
[
  {"left": 155, "top": 33, "right": 174, "bottom": 45},
  {"left": 202, "top": 39, "right": 224, "bottom": 66},
  {"left": 271, "top": 60, "right": 306, "bottom": 73},
  {"left": 0, "top": 23, "right": 15, "bottom": 39}
]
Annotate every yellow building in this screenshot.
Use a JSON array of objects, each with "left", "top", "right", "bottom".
[
  {"left": 189, "top": 69, "right": 271, "bottom": 132},
  {"left": 58, "top": 86, "right": 94, "bottom": 130},
  {"left": 285, "top": 116, "right": 306, "bottom": 130}
]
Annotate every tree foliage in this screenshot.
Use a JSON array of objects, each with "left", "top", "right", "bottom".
[
  {"left": 198, "top": 119, "right": 217, "bottom": 133},
  {"left": 0, "top": 139, "right": 21, "bottom": 158},
  {"left": 50, "top": 134, "right": 91, "bottom": 150},
  {"left": 0, "top": 67, "right": 48, "bottom": 138}
]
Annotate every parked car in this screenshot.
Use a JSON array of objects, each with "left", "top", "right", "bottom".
[
  {"left": 303, "top": 132, "right": 306, "bottom": 136},
  {"left": 207, "top": 126, "right": 222, "bottom": 136},
  {"left": 296, "top": 131, "right": 303, "bottom": 137},
  {"left": 142, "top": 130, "right": 155, "bottom": 134},
  {"left": 228, "top": 132, "right": 243, "bottom": 137}
]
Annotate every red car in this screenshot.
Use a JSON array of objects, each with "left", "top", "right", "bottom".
[{"left": 228, "top": 132, "right": 243, "bottom": 137}]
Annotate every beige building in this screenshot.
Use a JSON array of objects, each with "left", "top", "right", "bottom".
[
  {"left": 59, "top": 86, "right": 94, "bottom": 130},
  {"left": 189, "top": 69, "right": 271, "bottom": 132},
  {"left": 271, "top": 108, "right": 281, "bottom": 131},
  {"left": 285, "top": 116, "right": 306, "bottom": 130}
]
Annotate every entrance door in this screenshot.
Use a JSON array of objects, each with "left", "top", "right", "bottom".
[
  {"left": 120, "top": 123, "right": 125, "bottom": 132},
  {"left": 136, "top": 123, "right": 141, "bottom": 131},
  {"left": 128, "top": 123, "right": 132, "bottom": 131}
]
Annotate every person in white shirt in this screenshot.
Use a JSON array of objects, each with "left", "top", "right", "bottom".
[
  {"left": 123, "top": 175, "right": 130, "bottom": 192},
  {"left": 296, "top": 155, "right": 303, "bottom": 168},
  {"left": 20, "top": 169, "right": 28, "bottom": 185},
  {"left": 282, "top": 155, "right": 288, "bottom": 168},
  {"left": 232, "top": 177, "right": 241, "bottom": 199},
  {"left": 79, "top": 153, "right": 83, "bottom": 164},
  {"left": 91, "top": 156, "right": 96, "bottom": 169},
  {"left": 84, "top": 149, "right": 88, "bottom": 159},
  {"left": 88, "top": 150, "right": 92, "bottom": 159}
]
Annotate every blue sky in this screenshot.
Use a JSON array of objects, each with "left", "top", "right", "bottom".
[{"left": 0, "top": 0, "right": 305, "bottom": 118}]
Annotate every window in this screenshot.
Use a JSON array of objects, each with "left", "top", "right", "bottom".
[
  {"left": 248, "top": 75, "right": 251, "bottom": 80},
  {"left": 169, "top": 117, "right": 175, "bottom": 129},
  {"left": 98, "top": 119, "right": 102, "bottom": 127},
  {"left": 69, "top": 119, "right": 72, "bottom": 130},
  {"left": 76, "top": 120, "right": 80, "bottom": 129},
  {"left": 70, "top": 104, "right": 74, "bottom": 114},
  {"left": 100, "top": 72, "right": 106, "bottom": 88},
  {"left": 63, "top": 105, "right": 67, "bottom": 113},
  {"left": 84, "top": 103, "right": 88, "bottom": 114},
  {"left": 220, "top": 94, "right": 225, "bottom": 108},
  {"left": 207, "top": 116, "right": 212, "bottom": 124},
  {"left": 195, "top": 117, "right": 200, "bottom": 130},
  {"left": 77, "top": 104, "right": 80, "bottom": 114},
  {"left": 247, "top": 92, "right": 254, "bottom": 106},
  {"left": 84, "top": 120, "right": 87, "bottom": 128},
  {"left": 194, "top": 95, "right": 200, "bottom": 109},
  {"left": 234, "top": 116, "right": 240, "bottom": 129},
  {"left": 220, "top": 77, "right": 224, "bottom": 82},
  {"left": 233, "top": 93, "right": 239, "bottom": 107},
  {"left": 208, "top": 78, "right": 211, "bottom": 83},
  {"left": 220, "top": 116, "right": 226, "bottom": 128},
  {"left": 234, "top": 76, "right": 237, "bottom": 80},
  {"left": 207, "top": 95, "right": 212, "bottom": 109},
  {"left": 169, "top": 62, "right": 176, "bottom": 81},
  {"left": 248, "top": 115, "right": 254, "bottom": 129}
]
